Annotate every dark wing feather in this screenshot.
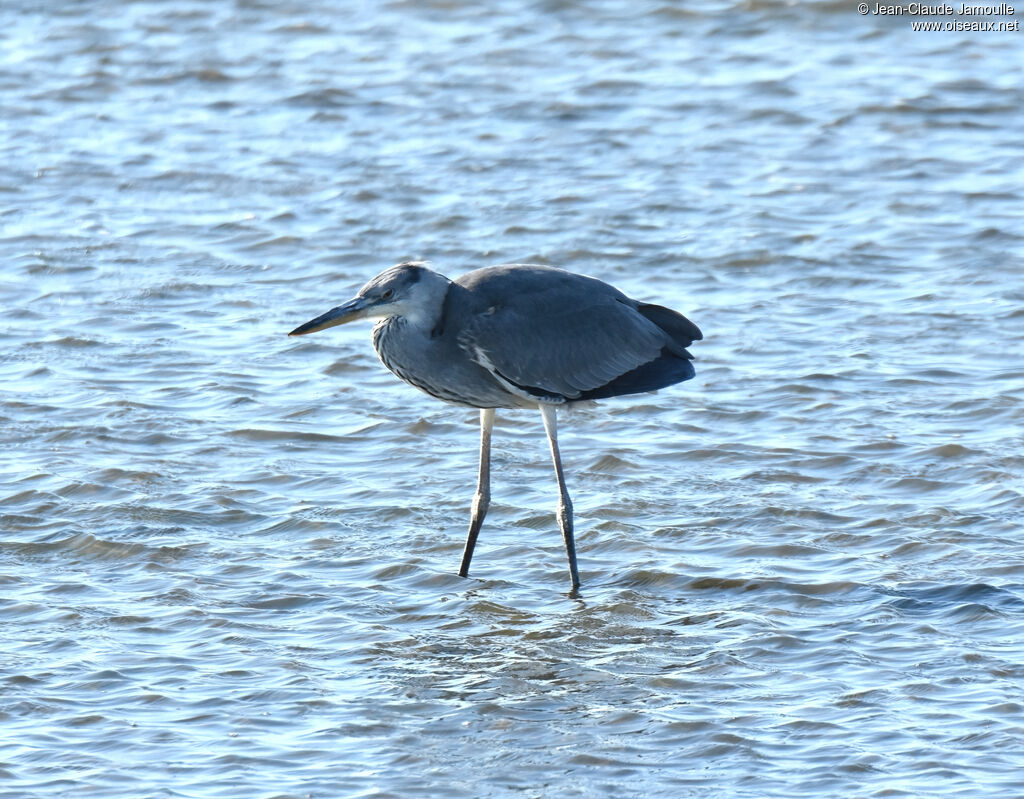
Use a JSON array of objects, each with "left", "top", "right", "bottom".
[
  {"left": 576, "top": 349, "right": 696, "bottom": 401},
  {"left": 637, "top": 303, "right": 703, "bottom": 351},
  {"left": 455, "top": 265, "right": 689, "bottom": 401}
]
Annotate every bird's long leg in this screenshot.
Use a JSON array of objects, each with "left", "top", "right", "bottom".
[
  {"left": 459, "top": 407, "right": 494, "bottom": 578},
  {"left": 540, "top": 404, "right": 581, "bottom": 591}
]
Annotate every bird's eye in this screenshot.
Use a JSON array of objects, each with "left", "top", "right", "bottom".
[{"left": 382, "top": 289, "right": 394, "bottom": 300}]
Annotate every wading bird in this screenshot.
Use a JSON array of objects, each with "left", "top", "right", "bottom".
[{"left": 289, "top": 262, "right": 702, "bottom": 591}]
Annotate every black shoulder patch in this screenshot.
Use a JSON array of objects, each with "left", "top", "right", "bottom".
[{"left": 430, "top": 282, "right": 452, "bottom": 338}]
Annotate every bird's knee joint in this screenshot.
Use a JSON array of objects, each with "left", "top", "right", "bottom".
[{"left": 557, "top": 502, "right": 573, "bottom": 527}]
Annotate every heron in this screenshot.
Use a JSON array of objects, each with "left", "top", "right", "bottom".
[{"left": 289, "top": 262, "right": 702, "bottom": 591}]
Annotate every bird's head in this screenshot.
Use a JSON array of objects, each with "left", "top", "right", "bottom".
[{"left": 289, "top": 261, "right": 446, "bottom": 336}]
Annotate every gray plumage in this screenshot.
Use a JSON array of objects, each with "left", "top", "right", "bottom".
[{"left": 289, "top": 261, "right": 702, "bottom": 591}]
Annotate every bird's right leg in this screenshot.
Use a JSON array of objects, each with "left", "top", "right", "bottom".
[
  {"left": 459, "top": 407, "right": 494, "bottom": 577},
  {"left": 540, "top": 404, "right": 581, "bottom": 591}
]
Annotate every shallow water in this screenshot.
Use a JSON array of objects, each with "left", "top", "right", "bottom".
[{"left": 2, "top": 1, "right": 1024, "bottom": 796}]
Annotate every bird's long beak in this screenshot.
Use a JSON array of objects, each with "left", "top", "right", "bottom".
[{"left": 288, "top": 296, "right": 370, "bottom": 336}]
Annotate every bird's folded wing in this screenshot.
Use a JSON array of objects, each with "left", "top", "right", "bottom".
[{"left": 459, "top": 296, "right": 667, "bottom": 400}]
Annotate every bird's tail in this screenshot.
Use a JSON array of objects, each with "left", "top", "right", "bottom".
[{"left": 637, "top": 303, "right": 703, "bottom": 354}]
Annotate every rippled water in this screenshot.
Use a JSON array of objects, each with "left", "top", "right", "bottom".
[{"left": 3, "top": 1, "right": 1024, "bottom": 796}]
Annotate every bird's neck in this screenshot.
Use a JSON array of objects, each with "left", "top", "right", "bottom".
[
  {"left": 395, "top": 305, "right": 435, "bottom": 330},
  {"left": 397, "top": 273, "right": 453, "bottom": 332}
]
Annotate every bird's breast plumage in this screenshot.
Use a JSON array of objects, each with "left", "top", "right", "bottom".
[{"left": 372, "top": 316, "right": 531, "bottom": 409}]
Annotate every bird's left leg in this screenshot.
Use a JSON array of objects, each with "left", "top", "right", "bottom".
[
  {"left": 540, "top": 404, "right": 581, "bottom": 591},
  {"left": 459, "top": 408, "right": 494, "bottom": 578}
]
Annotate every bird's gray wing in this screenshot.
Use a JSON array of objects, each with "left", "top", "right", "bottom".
[{"left": 454, "top": 266, "right": 669, "bottom": 401}]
